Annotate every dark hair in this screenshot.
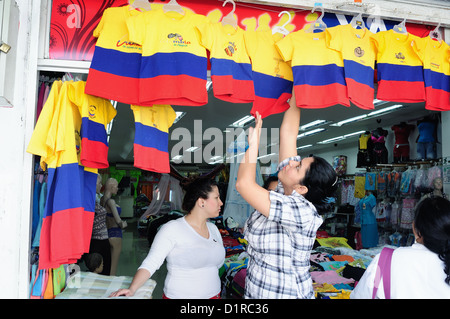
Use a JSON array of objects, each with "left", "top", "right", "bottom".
[
  {"left": 300, "top": 156, "right": 338, "bottom": 214},
  {"left": 263, "top": 175, "right": 279, "bottom": 190},
  {"left": 182, "top": 178, "right": 218, "bottom": 213},
  {"left": 414, "top": 197, "right": 450, "bottom": 285},
  {"left": 84, "top": 253, "right": 103, "bottom": 272}
]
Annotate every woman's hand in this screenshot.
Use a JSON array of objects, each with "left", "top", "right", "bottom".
[
  {"left": 109, "top": 288, "right": 134, "bottom": 297},
  {"left": 248, "top": 111, "right": 263, "bottom": 149}
]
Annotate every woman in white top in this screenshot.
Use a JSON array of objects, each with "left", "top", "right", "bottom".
[
  {"left": 351, "top": 196, "right": 450, "bottom": 298},
  {"left": 109, "top": 178, "right": 225, "bottom": 299}
]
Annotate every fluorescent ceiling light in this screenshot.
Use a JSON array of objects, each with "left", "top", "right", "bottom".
[
  {"left": 171, "top": 155, "right": 183, "bottom": 161},
  {"left": 331, "top": 114, "right": 368, "bottom": 127},
  {"left": 230, "top": 115, "right": 255, "bottom": 127},
  {"left": 209, "top": 155, "right": 223, "bottom": 161},
  {"left": 173, "top": 111, "right": 186, "bottom": 124},
  {"left": 368, "top": 104, "right": 404, "bottom": 116},
  {"left": 373, "top": 99, "right": 389, "bottom": 106},
  {"left": 299, "top": 120, "right": 328, "bottom": 131},
  {"left": 297, "top": 128, "right": 326, "bottom": 139},
  {"left": 318, "top": 130, "right": 366, "bottom": 144},
  {"left": 297, "top": 144, "right": 313, "bottom": 150},
  {"left": 186, "top": 146, "right": 199, "bottom": 152},
  {"left": 344, "top": 130, "right": 366, "bottom": 138},
  {"left": 257, "top": 153, "right": 276, "bottom": 159}
]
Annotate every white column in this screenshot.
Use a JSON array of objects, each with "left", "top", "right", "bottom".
[{"left": 0, "top": 0, "right": 41, "bottom": 298}]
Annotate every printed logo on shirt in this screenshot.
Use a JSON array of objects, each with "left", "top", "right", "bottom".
[
  {"left": 395, "top": 52, "right": 406, "bottom": 62},
  {"left": 167, "top": 33, "right": 191, "bottom": 47},
  {"left": 354, "top": 46, "right": 365, "bottom": 58},
  {"left": 224, "top": 41, "right": 237, "bottom": 57},
  {"left": 430, "top": 62, "right": 441, "bottom": 70},
  {"left": 116, "top": 35, "right": 142, "bottom": 50},
  {"left": 89, "top": 105, "right": 96, "bottom": 119}
]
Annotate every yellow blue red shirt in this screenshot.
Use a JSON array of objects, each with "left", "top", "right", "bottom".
[
  {"left": 197, "top": 22, "right": 254, "bottom": 103},
  {"left": 326, "top": 24, "right": 377, "bottom": 110},
  {"left": 372, "top": 30, "right": 426, "bottom": 103},
  {"left": 244, "top": 30, "right": 293, "bottom": 118},
  {"left": 126, "top": 9, "right": 209, "bottom": 106},
  {"left": 276, "top": 29, "right": 349, "bottom": 108}
]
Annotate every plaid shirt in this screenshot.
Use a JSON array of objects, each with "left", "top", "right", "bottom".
[{"left": 244, "top": 156, "right": 323, "bottom": 299}]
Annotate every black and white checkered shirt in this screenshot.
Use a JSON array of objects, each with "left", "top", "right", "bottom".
[{"left": 244, "top": 156, "right": 323, "bottom": 299}]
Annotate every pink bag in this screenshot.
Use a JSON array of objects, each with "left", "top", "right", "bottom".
[{"left": 372, "top": 247, "right": 394, "bottom": 299}]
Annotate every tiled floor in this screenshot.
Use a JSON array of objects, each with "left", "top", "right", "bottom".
[{"left": 115, "top": 218, "right": 167, "bottom": 299}]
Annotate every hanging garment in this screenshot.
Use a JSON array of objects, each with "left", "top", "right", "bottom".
[
  {"left": 372, "top": 30, "right": 426, "bottom": 103},
  {"left": 365, "top": 172, "right": 377, "bottom": 191},
  {"left": 413, "top": 36, "right": 450, "bottom": 111},
  {"left": 400, "top": 198, "right": 416, "bottom": 229},
  {"left": 27, "top": 81, "right": 114, "bottom": 269},
  {"left": 197, "top": 22, "right": 254, "bottom": 103},
  {"left": 243, "top": 30, "right": 293, "bottom": 118},
  {"left": 276, "top": 28, "right": 349, "bottom": 108},
  {"left": 325, "top": 24, "right": 377, "bottom": 109},
  {"left": 131, "top": 104, "right": 176, "bottom": 173},
  {"left": 126, "top": 10, "right": 209, "bottom": 106},
  {"left": 391, "top": 123, "right": 414, "bottom": 162},
  {"left": 371, "top": 134, "right": 388, "bottom": 164},
  {"left": 85, "top": 5, "right": 148, "bottom": 105},
  {"left": 68, "top": 81, "right": 117, "bottom": 169},
  {"left": 356, "top": 133, "right": 373, "bottom": 167}
]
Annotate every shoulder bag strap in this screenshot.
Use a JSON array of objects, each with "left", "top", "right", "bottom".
[{"left": 372, "top": 247, "right": 394, "bottom": 299}]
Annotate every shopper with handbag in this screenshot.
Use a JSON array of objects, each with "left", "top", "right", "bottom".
[{"left": 351, "top": 197, "right": 450, "bottom": 298}]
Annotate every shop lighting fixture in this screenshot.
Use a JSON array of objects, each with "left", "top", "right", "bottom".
[
  {"left": 257, "top": 152, "right": 276, "bottom": 160},
  {"left": 173, "top": 111, "right": 186, "bottom": 124},
  {"left": 171, "top": 155, "right": 183, "bottom": 161},
  {"left": 297, "top": 128, "right": 326, "bottom": 139},
  {"left": 318, "top": 130, "right": 366, "bottom": 144},
  {"left": 299, "top": 119, "right": 328, "bottom": 131},
  {"left": 230, "top": 115, "right": 255, "bottom": 127},
  {"left": 297, "top": 144, "right": 313, "bottom": 150},
  {"left": 186, "top": 146, "right": 200, "bottom": 152},
  {"left": 367, "top": 104, "right": 404, "bottom": 116},
  {"left": 331, "top": 104, "right": 405, "bottom": 127}
]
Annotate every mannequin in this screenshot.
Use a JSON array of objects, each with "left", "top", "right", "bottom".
[
  {"left": 422, "top": 177, "right": 447, "bottom": 200},
  {"left": 416, "top": 116, "right": 438, "bottom": 160},
  {"left": 391, "top": 122, "right": 415, "bottom": 163},
  {"left": 101, "top": 178, "right": 127, "bottom": 276},
  {"left": 371, "top": 127, "right": 388, "bottom": 164}
]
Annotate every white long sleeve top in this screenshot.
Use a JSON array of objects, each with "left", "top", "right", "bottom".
[
  {"left": 351, "top": 243, "right": 450, "bottom": 299},
  {"left": 138, "top": 216, "right": 225, "bottom": 299}
]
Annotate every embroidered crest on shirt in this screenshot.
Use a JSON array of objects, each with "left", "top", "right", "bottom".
[
  {"left": 168, "top": 33, "right": 191, "bottom": 47},
  {"left": 88, "top": 105, "right": 96, "bottom": 119},
  {"left": 224, "top": 42, "right": 237, "bottom": 57},
  {"left": 395, "top": 52, "right": 406, "bottom": 61},
  {"left": 354, "top": 46, "right": 365, "bottom": 58}
]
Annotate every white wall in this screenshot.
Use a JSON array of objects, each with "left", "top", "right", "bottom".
[{"left": 0, "top": 0, "right": 41, "bottom": 298}]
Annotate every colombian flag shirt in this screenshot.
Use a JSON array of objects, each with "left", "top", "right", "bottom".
[
  {"left": 197, "top": 22, "right": 254, "bottom": 103},
  {"left": 372, "top": 30, "right": 426, "bottom": 103},
  {"left": 86, "top": 5, "right": 145, "bottom": 105},
  {"left": 131, "top": 104, "right": 176, "bottom": 173},
  {"left": 244, "top": 30, "right": 293, "bottom": 118},
  {"left": 276, "top": 29, "right": 349, "bottom": 108},
  {"left": 27, "top": 81, "right": 116, "bottom": 270},
  {"left": 127, "top": 9, "right": 209, "bottom": 106},
  {"left": 326, "top": 24, "right": 377, "bottom": 110},
  {"left": 413, "top": 37, "right": 450, "bottom": 111}
]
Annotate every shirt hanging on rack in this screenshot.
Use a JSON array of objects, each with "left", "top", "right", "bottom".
[
  {"left": 197, "top": 22, "right": 255, "bottom": 103},
  {"left": 325, "top": 24, "right": 377, "bottom": 110},
  {"left": 126, "top": 9, "right": 209, "bottom": 106},
  {"left": 276, "top": 28, "right": 349, "bottom": 108},
  {"left": 372, "top": 30, "right": 426, "bottom": 103},
  {"left": 243, "top": 30, "right": 293, "bottom": 118}
]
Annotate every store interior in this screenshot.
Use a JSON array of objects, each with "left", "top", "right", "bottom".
[{"left": 26, "top": 0, "right": 450, "bottom": 299}]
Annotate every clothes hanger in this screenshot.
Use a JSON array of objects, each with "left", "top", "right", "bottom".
[
  {"left": 221, "top": 0, "right": 238, "bottom": 29},
  {"left": 350, "top": 12, "right": 366, "bottom": 30},
  {"left": 429, "top": 23, "right": 442, "bottom": 42},
  {"left": 129, "top": 0, "right": 152, "bottom": 11},
  {"left": 163, "top": 0, "right": 185, "bottom": 15},
  {"left": 272, "top": 11, "right": 292, "bottom": 35},
  {"left": 393, "top": 18, "right": 407, "bottom": 34},
  {"left": 306, "top": 5, "right": 327, "bottom": 33}
]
